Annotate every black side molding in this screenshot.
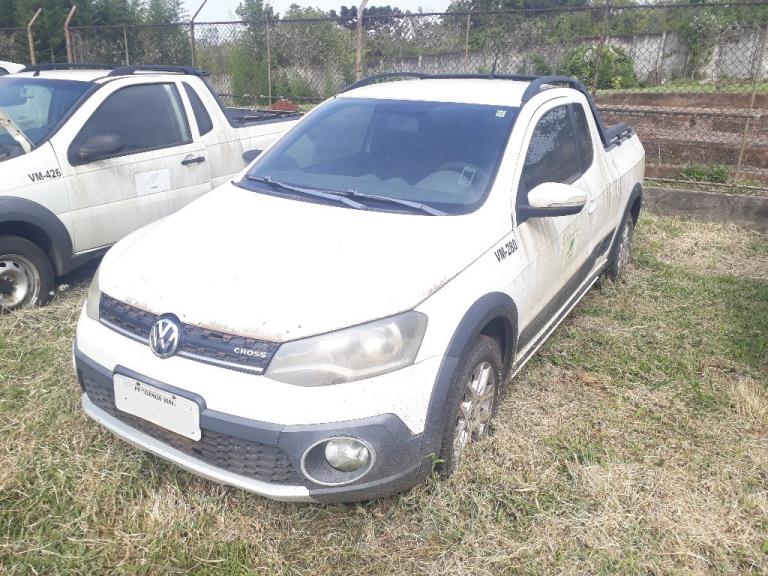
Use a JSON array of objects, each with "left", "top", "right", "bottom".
[{"left": 0, "top": 196, "right": 75, "bottom": 276}]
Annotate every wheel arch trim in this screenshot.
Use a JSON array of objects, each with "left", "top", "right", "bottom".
[
  {"left": 419, "top": 292, "right": 518, "bottom": 460},
  {"left": 0, "top": 196, "right": 73, "bottom": 276}
]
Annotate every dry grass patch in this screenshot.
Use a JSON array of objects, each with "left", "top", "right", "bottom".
[
  {"left": 641, "top": 214, "right": 768, "bottom": 282},
  {"left": 1, "top": 216, "right": 767, "bottom": 575}
]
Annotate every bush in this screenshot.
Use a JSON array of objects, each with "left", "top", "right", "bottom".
[
  {"left": 527, "top": 53, "right": 553, "bottom": 76},
  {"left": 559, "top": 44, "right": 638, "bottom": 90},
  {"left": 679, "top": 163, "right": 730, "bottom": 184}
]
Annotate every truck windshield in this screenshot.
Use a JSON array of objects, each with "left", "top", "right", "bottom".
[
  {"left": 0, "top": 77, "right": 91, "bottom": 159},
  {"left": 242, "top": 97, "right": 518, "bottom": 215}
]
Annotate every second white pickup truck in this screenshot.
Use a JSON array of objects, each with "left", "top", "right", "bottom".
[{"left": 0, "top": 64, "right": 300, "bottom": 310}]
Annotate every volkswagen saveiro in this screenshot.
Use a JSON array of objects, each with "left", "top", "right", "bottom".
[{"left": 73, "top": 73, "right": 644, "bottom": 502}]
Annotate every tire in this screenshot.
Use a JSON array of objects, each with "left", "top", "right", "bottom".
[
  {"left": 606, "top": 213, "right": 634, "bottom": 281},
  {"left": 437, "top": 335, "right": 503, "bottom": 476},
  {"left": 0, "top": 235, "right": 54, "bottom": 311}
]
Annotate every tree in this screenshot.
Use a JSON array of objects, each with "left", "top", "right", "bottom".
[
  {"left": 330, "top": 5, "right": 404, "bottom": 31},
  {"left": 236, "top": 0, "right": 277, "bottom": 23}
]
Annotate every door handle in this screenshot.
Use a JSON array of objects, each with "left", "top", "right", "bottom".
[
  {"left": 587, "top": 199, "right": 598, "bottom": 214},
  {"left": 181, "top": 155, "right": 206, "bottom": 166}
]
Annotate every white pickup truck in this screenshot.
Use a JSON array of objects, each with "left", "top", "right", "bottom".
[
  {"left": 0, "top": 64, "right": 299, "bottom": 310},
  {"left": 75, "top": 73, "right": 644, "bottom": 502},
  {"left": 0, "top": 61, "right": 24, "bottom": 75}
]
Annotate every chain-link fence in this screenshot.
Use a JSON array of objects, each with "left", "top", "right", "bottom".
[
  {"left": 0, "top": 27, "right": 30, "bottom": 65},
  {"left": 67, "top": 1, "right": 768, "bottom": 194}
]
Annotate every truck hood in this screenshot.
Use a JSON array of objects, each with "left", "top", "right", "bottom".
[{"left": 100, "top": 183, "right": 495, "bottom": 342}]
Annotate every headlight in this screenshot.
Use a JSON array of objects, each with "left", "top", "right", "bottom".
[
  {"left": 265, "top": 311, "right": 427, "bottom": 386},
  {"left": 85, "top": 266, "right": 101, "bottom": 321}
]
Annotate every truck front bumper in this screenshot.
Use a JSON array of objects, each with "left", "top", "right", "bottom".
[{"left": 75, "top": 347, "right": 429, "bottom": 503}]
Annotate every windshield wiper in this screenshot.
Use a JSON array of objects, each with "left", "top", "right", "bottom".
[
  {"left": 342, "top": 189, "right": 446, "bottom": 216},
  {"left": 234, "top": 110, "right": 300, "bottom": 123},
  {"left": 246, "top": 176, "right": 367, "bottom": 209},
  {"left": 0, "top": 106, "right": 32, "bottom": 154}
]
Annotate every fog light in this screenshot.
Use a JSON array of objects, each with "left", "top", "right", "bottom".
[{"left": 324, "top": 438, "right": 370, "bottom": 472}]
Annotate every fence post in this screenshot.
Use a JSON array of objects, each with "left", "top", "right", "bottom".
[
  {"left": 190, "top": 0, "right": 207, "bottom": 67},
  {"left": 463, "top": 12, "right": 471, "bottom": 72},
  {"left": 64, "top": 5, "right": 77, "bottom": 63},
  {"left": 27, "top": 8, "right": 42, "bottom": 65},
  {"left": 591, "top": 0, "right": 610, "bottom": 93},
  {"left": 266, "top": 16, "right": 272, "bottom": 107},
  {"left": 122, "top": 25, "right": 129, "bottom": 65},
  {"left": 654, "top": 31, "right": 667, "bottom": 84},
  {"left": 355, "top": 0, "right": 369, "bottom": 80},
  {"left": 735, "top": 25, "right": 768, "bottom": 183}
]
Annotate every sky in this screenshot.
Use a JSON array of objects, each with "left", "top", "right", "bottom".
[{"left": 184, "top": 0, "right": 453, "bottom": 22}]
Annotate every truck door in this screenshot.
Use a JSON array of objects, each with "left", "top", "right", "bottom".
[
  {"left": 511, "top": 100, "right": 597, "bottom": 352},
  {"left": 569, "top": 99, "right": 615, "bottom": 272},
  {"left": 54, "top": 81, "right": 211, "bottom": 253}
]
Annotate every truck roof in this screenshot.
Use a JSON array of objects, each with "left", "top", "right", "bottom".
[
  {"left": 341, "top": 73, "right": 633, "bottom": 150},
  {"left": 14, "top": 64, "right": 209, "bottom": 84},
  {"left": 340, "top": 78, "right": 532, "bottom": 107},
  {"left": 13, "top": 69, "right": 109, "bottom": 82}
]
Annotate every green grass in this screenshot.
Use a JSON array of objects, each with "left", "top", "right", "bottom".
[
  {"left": 1, "top": 214, "right": 767, "bottom": 575},
  {"left": 599, "top": 79, "right": 768, "bottom": 95}
]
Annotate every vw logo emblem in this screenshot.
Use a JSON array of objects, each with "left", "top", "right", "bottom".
[{"left": 149, "top": 317, "right": 180, "bottom": 359}]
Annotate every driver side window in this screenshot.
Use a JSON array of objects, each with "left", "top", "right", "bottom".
[
  {"left": 69, "top": 83, "right": 191, "bottom": 165},
  {"left": 517, "top": 105, "right": 581, "bottom": 207}
]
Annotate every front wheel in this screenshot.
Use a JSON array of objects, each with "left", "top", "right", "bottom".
[
  {"left": 438, "top": 335, "right": 503, "bottom": 476},
  {"left": 0, "top": 235, "right": 54, "bottom": 311},
  {"left": 606, "top": 215, "right": 634, "bottom": 281}
]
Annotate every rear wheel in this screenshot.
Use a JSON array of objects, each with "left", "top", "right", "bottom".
[
  {"left": 438, "top": 335, "right": 502, "bottom": 476},
  {"left": 0, "top": 235, "right": 54, "bottom": 311},
  {"left": 606, "top": 214, "right": 634, "bottom": 281}
]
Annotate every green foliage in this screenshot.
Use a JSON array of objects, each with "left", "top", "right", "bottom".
[
  {"left": 228, "top": 40, "right": 270, "bottom": 104},
  {"left": 678, "top": 11, "right": 722, "bottom": 79},
  {"left": 0, "top": 0, "right": 188, "bottom": 64},
  {"left": 527, "top": 53, "right": 553, "bottom": 75},
  {"left": 560, "top": 44, "right": 637, "bottom": 90},
  {"left": 679, "top": 163, "right": 730, "bottom": 184}
]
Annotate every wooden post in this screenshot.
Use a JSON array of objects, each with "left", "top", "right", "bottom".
[
  {"left": 64, "top": 5, "right": 77, "bottom": 64},
  {"left": 355, "top": 0, "right": 369, "bottom": 81},
  {"left": 190, "top": 0, "right": 207, "bottom": 67},
  {"left": 266, "top": 15, "right": 272, "bottom": 107},
  {"left": 122, "top": 25, "right": 129, "bottom": 65},
  {"left": 735, "top": 25, "right": 768, "bottom": 182},
  {"left": 463, "top": 12, "right": 471, "bottom": 72},
  {"left": 591, "top": 0, "right": 610, "bottom": 93},
  {"left": 27, "top": 8, "right": 42, "bottom": 65}
]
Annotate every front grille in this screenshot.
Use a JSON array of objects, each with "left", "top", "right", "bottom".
[
  {"left": 100, "top": 294, "right": 279, "bottom": 373},
  {"left": 81, "top": 370, "right": 305, "bottom": 486}
]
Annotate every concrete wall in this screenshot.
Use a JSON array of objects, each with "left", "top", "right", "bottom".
[
  {"left": 645, "top": 187, "right": 768, "bottom": 232},
  {"left": 368, "top": 27, "right": 768, "bottom": 84}
]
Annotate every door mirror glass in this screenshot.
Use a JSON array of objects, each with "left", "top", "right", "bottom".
[
  {"left": 76, "top": 132, "right": 124, "bottom": 162},
  {"left": 519, "top": 182, "right": 586, "bottom": 219}
]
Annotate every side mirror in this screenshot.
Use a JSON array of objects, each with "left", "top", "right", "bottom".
[
  {"left": 242, "top": 148, "right": 262, "bottom": 164},
  {"left": 76, "top": 132, "right": 124, "bottom": 162},
  {"left": 518, "top": 182, "right": 587, "bottom": 220}
]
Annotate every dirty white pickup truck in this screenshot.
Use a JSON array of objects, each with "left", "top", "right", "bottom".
[
  {"left": 0, "top": 61, "right": 24, "bottom": 75},
  {"left": 75, "top": 73, "right": 644, "bottom": 502},
  {"left": 0, "top": 64, "right": 299, "bottom": 310}
]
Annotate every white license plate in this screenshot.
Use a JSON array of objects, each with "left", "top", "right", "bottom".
[{"left": 113, "top": 374, "right": 201, "bottom": 441}]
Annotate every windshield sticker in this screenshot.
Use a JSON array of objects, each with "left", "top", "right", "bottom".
[
  {"left": 27, "top": 168, "right": 62, "bottom": 183},
  {"left": 459, "top": 166, "right": 476, "bottom": 186},
  {"left": 495, "top": 110, "right": 507, "bottom": 118}
]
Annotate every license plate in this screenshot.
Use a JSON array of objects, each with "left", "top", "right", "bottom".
[{"left": 113, "top": 374, "right": 201, "bottom": 441}]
